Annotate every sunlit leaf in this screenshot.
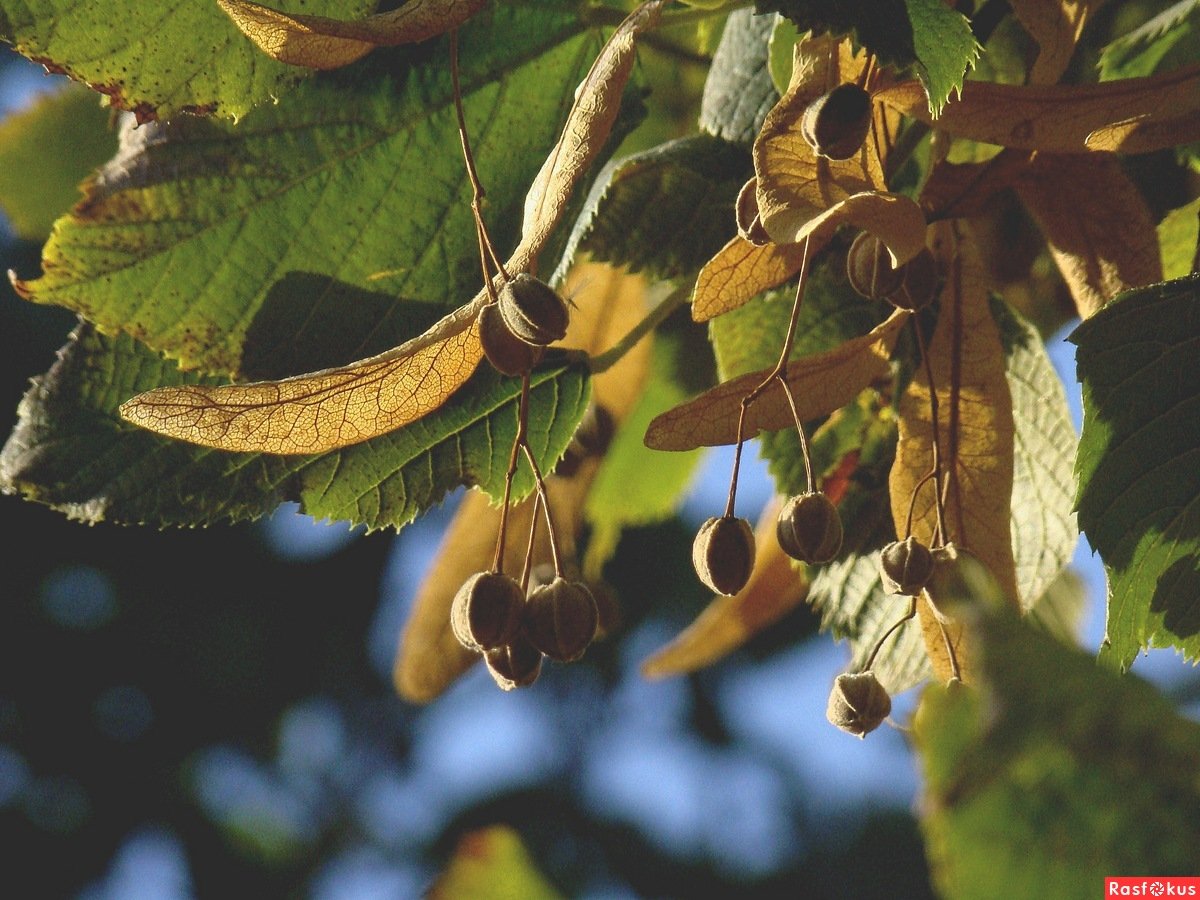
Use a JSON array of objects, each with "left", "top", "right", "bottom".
[
  {"left": 875, "top": 64, "right": 1200, "bottom": 155},
  {"left": 119, "top": 315, "right": 484, "bottom": 454},
  {"left": 216, "top": 0, "right": 486, "bottom": 70},
  {"left": 914, "top": 607, "right": 1200, "bottom": 895},
  {"left": 1008, "top": 0, "right": 1106, "bottom": 84},
  {"left": 1159, "top": 196, "right": 1200, "bottom": 280},
  {"left": 13, "top": 4, "right": 601, "bottom": 375},
  {"left": 429, "top": 826, "right": 562, "bottom": 900},
  {"left": 0, "top": 0, "right": 374, "bottom": 121},
  {"left": 1072, "top": 274, "right": 1200, "bottom": 669},
  {"left": 753, "top": 34, "right": 885, "bottom": 242},
  {"left": 0, "top": 84, "right": 116, "bottom": 241},
  {"left": 0, "top": 326, "right": 589, "bottom": 530},
  {"left": 691, "top": 236, "right": 810, "bottom": 322},
  {"left": 889, "top": 224, "right": 1017, "bottom": 683},
  {"left": 1015, "top": 153, "right": 1162, "bottom": 319},
  {"left": 646, "top": 309, "right": 909, "bottom": 452},
  {"left": 761, "top": 190, "right": 927, "bottom": 265},
  {"left": 642, "top": 496, "right": 809, "bottom": 677}
]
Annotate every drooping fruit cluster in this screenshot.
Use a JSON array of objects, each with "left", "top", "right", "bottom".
[
  {"left": 479, "top": 272, "right": 571, "bottom": 376},
  {"left": 879, "top": 535, "right": 935, "bottom": 596},
  {"left": 801, "top": 83, "right": 872, "bottom": 160},
  {"left": 452, "top": 565, "right": 600, "bottom": 690},
  {"left": 776, "top": 491, "right": 843, "bottom": 565},
  {"left": 826, "top": 670, "right": 892, "bottom": 737},
  {"left": 693, "top": 515, "right": 755, "bottom": 596},
  {"left": 846, "top": 232, "right": 938, "bottom": 311}
]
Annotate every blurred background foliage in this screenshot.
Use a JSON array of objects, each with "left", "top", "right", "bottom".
[{"left": 1, "top": 0, "right": 1199, "bottom": 895}]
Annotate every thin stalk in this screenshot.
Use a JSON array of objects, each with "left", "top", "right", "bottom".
[
  {"left": 519, "top": 493, "right": 542, "bottom": 592},
  {"left": 913, "top": 318, "right": 948, "bottom": 545},
  {"left": 583, "top": 0, "right": 752, "bottom": 30},
  {"left": 939, "top": 620, "right": 962, "bottom": 682},
  {"left": 590, "top": 282, "right": 690, "bottom": 373},
  {"left": 865, "top": 596, "right": 917, "bottom": 671}
]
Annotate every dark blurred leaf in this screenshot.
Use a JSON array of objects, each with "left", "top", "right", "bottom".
[
  {"left": 699, "top": 7, "right": 780, "bottom": 144},
  {"left": 1099, "top": 0, "right": 1200, "bottom": 81}
]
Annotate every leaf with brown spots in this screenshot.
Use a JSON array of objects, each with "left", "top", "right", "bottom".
[
  {"left": 889, "top": 223, "right": 1017, "bottom": 683},
  {"left": 217, "top": 0, "right": 488, "bottom": 69},
  {"left": 645, "top": 308, "right": 910, "bottom": 452},
  {"left": 875, "top": 65, "right": 1200, "bottom": 154},
  {"left": 1015, "top": 153, "right": 1162, "bottom": 319},
  {"left": 642, "top": 496, "right": 808, "bottom": 678}
]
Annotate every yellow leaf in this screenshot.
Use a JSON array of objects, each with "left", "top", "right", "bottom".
[
  {"left": 642, "top": 497, "right": 808, "bottom": 678},
  {"left": 766, "top": 190, "right": 927, "bottom": 264},
  {"left": 120, "top": 313, "right": 483, "bottom": 454},
  {"left": 918, "top": 149, "right": 1033, "bottom": 221},
  {"left": 889, "top": 223, "right": 1017, "bottom": 683},
  {"left": 753, "top": 35, "right": 887, "bottom": 244},
  {"left": 645, "top": 309, "right": 910, "bottom": 452},
  {"left": 394, "top": 262, "right": 653, "bottom": 702},
  {"left": 518, "top": 1, "right": 667, "bottom": 267},
  {"left": 875, "top": 64, "right": 1200, "bottom": 154},
  {"left": 216, "top": 0, "right": 488, "bottom": 69},
  {"left": 1015, "top": 153, "right": 1162, "bottom": 319},
  {"left": 691, "top": 236, "right": 810, "bottom": 323},
  {"left": 1008, "top": 0, "right": 1105, "bottom": 85}
]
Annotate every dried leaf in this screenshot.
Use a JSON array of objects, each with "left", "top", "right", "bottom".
[
  {"left": 645, "top": 309, "right": 910, "bottom": 452},
  {"left": 642, "top": 497, "right": 808, "bottom": 677},
  {"left": 889, "top": 223, "right": 1018, "bottom": 683},
  {"left": 216, "top": 0, "right": 488, "bottom": 69},
  {"left": 1009, "top": 0, "right": 1106, "bottom": 84},
  {"left": 120, "top": 312, "right": 483, "bottom": 454},
  {"left": 918, "top": 149, "right": 1034, "bottom": 221},
  {"left": 875, "top": 64, "right": 1200, "bottom": 154},
  {"left": 1015, "top": 153, "right": 1162, "bottom": 319},
  {"left": 754, "top": 35, "right": 887, "bottom": 242},
  {"left": 692, "top": 236, "right": 810, "bottom": 322},
  {"left": 519, "top": 0, "right": 667, "bottom": 266},
  {"left": 395, "top": 262, "right": 652, "bottom": 701},
  {"left": 765, "top": 190, "right": 927, "bottom": 264}
]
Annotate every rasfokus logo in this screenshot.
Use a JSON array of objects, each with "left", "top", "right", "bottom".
[{"left": 1106, "top": 878, "right": 1200, "bottom": 896}]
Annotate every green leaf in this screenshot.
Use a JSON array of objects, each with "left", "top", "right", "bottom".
[
  {"left": 1072, "top": 274, "right": 1200, "bottom": 669},
  {"left": 14, "top": 4, "right": 600, "bottom": 376},
  {"left": 914, "top": 607, "right": 1200, "bottom": 896},
  {"left": 0, "top": 0, "right": 375, "bottom": 121},
  {"left": 699, "top": 8, "right": 779, "bottom": 144},
  {"left": 993, "top": 300, "right": 1078, "bottom": 611},
  {"left": 584, "top": 313, "right": 711, "bottom": 572},
  {"left": 429, "top": 826, "right": 562, "bottom": 900},
  {"left": 554, "top": 134, "right": 751, "bottom": 283},
  {"left": 0, "top": 325, "right": 589, "bottom": 530},
  {"left": 1099, "top": 0, "right": 1200, "bottom": 81},
  {"left": 755, "top": 0, "right": 978, "bottom": 115},
  {"left": 1159, "top": 196, "right": 1200, "bottom": 281},
  {"left": 767, "top": 15, "right": 799, "bottom": 96},
  {"left": 0, "top": 84, "right": 117, "bottom": 241}
]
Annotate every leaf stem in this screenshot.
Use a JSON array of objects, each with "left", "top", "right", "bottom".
[
  {"left": 913, "top": 317, "right": 948, "bottom": 545},
  {"left": 589, "top": 280, "right": 690, "bottom": 373}
]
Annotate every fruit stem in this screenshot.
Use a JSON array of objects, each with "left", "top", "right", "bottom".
[
  {"left": 938, "top": 619, "right": 962, "bottom": 682},
  {"left": 913, "top": 318, "right": 948, "bottom": 546},
  {"left": 864, "top": 595, "right": 916, "bottom": 671},
  {"left": 519, "top": 492, "right": 542, "bottom": 592},
  {"left": 512, "top": 374, "right": 564, "bottom": 577},
  {"left": 450, "top": 29, "right": 510, "bottom": 294},
  {"left": 724, "top": 236, "right": 812, "bottom": 518}
]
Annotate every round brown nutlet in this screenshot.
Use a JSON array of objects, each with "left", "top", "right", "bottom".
[
  {"left": 735, "top": 177, "right": 771, "bottom": 247},
  {"left": 485, "top": 635, "right": 543, "bottom": 691},
  {"left": 801, "top": 83, "right": 872, "bottom": 161},
  {"left": 523, "top": 577, "right": 599, "bottom": 662},
  {"left": 692, "top": 515, "right": 755, "bottom": 596},
  {"left": 826, "top": 671, "right": 892, "bottom": 738},
  {"left": 924, "top": 542, "right": 989, "bottom": 623},
  {"left": 846, "top": 231, "right": 904, "bottom": 301},
  {"left": 880, "top": 536, "right": 935, "bottom": 596},
  {"left": 887, "top": 247, "right": 938, "bottom": 311},
  {"left": 479, "top": 302, "right": 542, "bottom": 377},
  {"left": 776, "top": 492, "right": 843, "bottom": 565},
  {"left": 450, "top": 570, "right": 524, "bottom": 652},
  {"left": 498, "top": 273, "right": 570, "bottom": 347}
]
